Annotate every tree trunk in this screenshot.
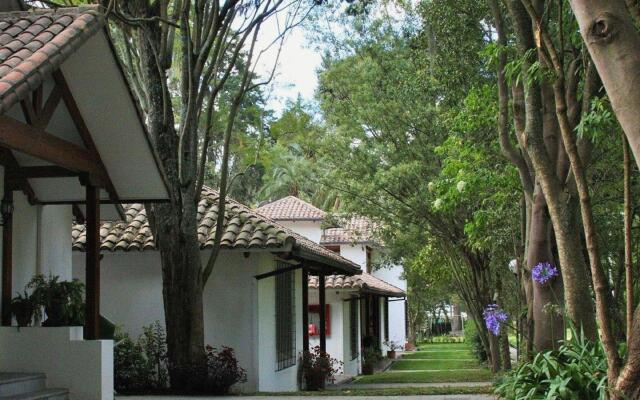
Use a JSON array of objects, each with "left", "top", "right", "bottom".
[
  {"left": 505, "top": 0, "right": 598, "bottom": 341},
  {"left": 488, "top": 333, "right": 501, "bottom": 373},
  {"left": 133, "top": 19, "right": 207, "bottom": 390},
  {"left": 569, "top": 0, "right": 640, "bottom": 171},
  {"left": 624, "top": 133, "right": 634, "bottom": 341},
  {"left": 528, "top": 187, "right": 564, "bottom": 351}
]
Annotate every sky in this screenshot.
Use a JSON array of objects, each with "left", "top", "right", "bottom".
[{"left": 252, "top": 11, "right": 323, "bottom": 115}]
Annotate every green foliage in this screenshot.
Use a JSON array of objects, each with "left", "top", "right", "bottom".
[
  {"left": 27, "top": 274, "right": 85, "bottom": 326},
  {"left": 494, "top": 330, "right": 609, "bottom": 399},
  {"left": 465, "top": 321, "right": 487, "bottom": 363},
  {"left": 114, "top": 322, "right": 168, "bottom": 393}
]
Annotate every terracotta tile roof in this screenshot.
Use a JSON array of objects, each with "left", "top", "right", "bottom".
[
  {"left": 72, "top": 187, "right": 360, "bottom": 274},
  {"left": 309, "top": 273, "right": 404, "bottom": 297},
  {"left": 0, "top": 6, "right": 105, "bottom": 114},
  {"left": 321, "top": 216, "right": 376, "bottom": 245},
  {"left": 257, "top": 196, "right": 326, "bottom": 221}
]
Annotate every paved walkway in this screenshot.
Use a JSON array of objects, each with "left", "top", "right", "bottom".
[{"left": 121, "top": 396, "right": 495, "bottom": 399}]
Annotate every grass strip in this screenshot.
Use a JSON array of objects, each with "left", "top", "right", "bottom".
[
  {"left": 354, "top": 369, "right": 493, "bottom": 384},
  {"left": 251, "top": 386, "right": 493, "bottom": 396},
  {"left": 390, "top": 359, "right": 481, "bottom": 371}
]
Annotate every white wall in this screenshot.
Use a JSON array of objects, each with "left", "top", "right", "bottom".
[
  {"left": 0, "top": 326, "right": 113, "bottom": 400},
  {"left": 257, "top": 261, "right": 304, "bottom": 392},
  {"left": 12, "top": 192, "right": 38, "bottom": 295},
  {"left": 73, "top": 250, "right": 305, "bottom": 393},
  {"left": 338, "top": 244, "right": 367, "bottom": 268},
  {"left": 277, "top": 220, "right": 323, "bottom": 244},
  {"left": 39, "top": 205, "right": 73, "bottom": 281},
  {"left": 371, "top": 251, "right": 407, "bottom": 347},
  {"left": 342, "top": 299, "right": 361, "bottom": 376},
  {"left": 308, "top": 289, "right": 361, "bottom": 377}
]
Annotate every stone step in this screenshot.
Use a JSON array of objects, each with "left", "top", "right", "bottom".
[
  {"left": 0, "top": 388, "right": 69, "bottom": 400},
  {"left": 0, "top": 373, "right": 46, "bottom": 397}
]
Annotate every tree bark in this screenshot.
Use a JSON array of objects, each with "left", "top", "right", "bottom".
[
  {"left": 528, "top": 187, "right": 564, "bottom": 351},
  {"left": 130, "top": 14, "right": 207, "bottom": 389},
  {"left": 505, "top": 0, "right": 598, "bottom": 341},
  {"left": 570, "top": 0, "right": 640, "bottom": 171}
]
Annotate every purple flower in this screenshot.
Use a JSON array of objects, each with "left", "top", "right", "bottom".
[
  {"left": 532, "top": 262, "right": 559, "bottom": 285},
  {"left": 483, "top": 304, "right": 508, "bottom": 336}
]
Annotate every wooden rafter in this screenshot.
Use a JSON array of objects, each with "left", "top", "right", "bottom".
[
  {"left": 15, "top": 166, "right": 78, "bottom": 179},
  {"left": 53, "top": 71, "right": 124, "bottom": 219},
  {"left": 0, "top": 147, "right": 37, "bottom": 203},
  {"left": 0, "top": 116, "right": 107, "bottom": 183}
]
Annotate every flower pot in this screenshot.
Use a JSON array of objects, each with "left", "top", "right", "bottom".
[
  {"left": 362, "top": 363, "right": 374, "bottom": 375},
  {"left": 386, "top": 350, "right": 396, "bottom": 359},
  {"left": 13, "top": 307, "right": 33, "bottom": 327},
  {"left": 43, "top": 301, "right": 67, "bottom": 326}
]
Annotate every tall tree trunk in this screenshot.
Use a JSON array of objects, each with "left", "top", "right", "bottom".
[
  {"left": 528, "top": 188, "right": 564, "bottom": 351},
  {"left": 569, "top": 0, "right": 640, "bottom": 171},
  {"left": 132, "top": 18, "right": 207, "bottom": 389},
  {"left": 505, "top": 0, "right": 598, "bottom": 341}
]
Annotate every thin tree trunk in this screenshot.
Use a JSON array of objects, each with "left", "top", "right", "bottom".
[{"left": 624, "top": 133, "right": 634, "bottom": 341}]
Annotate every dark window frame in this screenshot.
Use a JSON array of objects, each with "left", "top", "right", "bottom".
[
  {"left": 275, "top": 261, "right": 296, "bottom": 371},
  {"left": 384, "top": 297, "right": 389, "bottom": 341},
  {"left": 350, "top": 298, "right": 358, "bottom": 360}
]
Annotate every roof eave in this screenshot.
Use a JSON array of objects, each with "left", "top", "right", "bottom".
[{"left": 293, "top": 247, "right": 360, "bottom": 275}]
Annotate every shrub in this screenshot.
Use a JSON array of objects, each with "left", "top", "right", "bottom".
[
  {"left": 202, "top": 345, "right": 247, "bottom": 394},
  {"left": 299, "top": 346, "right": 343, "bottom": 391},
  {"left": 494, "top": 329, "right": 609, "bottom": 399},
  {"left": 114, "top": 322, "right": 168, "bottom": 393},
  {"left": 465, "top": 321, "right": 487, "bottom": 362}
]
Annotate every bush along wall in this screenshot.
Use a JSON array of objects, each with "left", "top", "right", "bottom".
[{"left": 114, "top": 322, "right": 246, "bottom": 395}]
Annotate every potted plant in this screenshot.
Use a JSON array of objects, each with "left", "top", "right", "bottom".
[
  {"left": 361, "top": 346, "right": 382, "bottom": 375},
  {"left": 300, "top": 346, "right": 342, "bottom": 391},
  {"left": 28, "top": 274, "right": 85, "bottom": 326},
  {"left": 384, "top": 341, "right": 402, "bottom": 359},
  {"left": 11, "top": 291, "right": 38, "bottom": 327}
]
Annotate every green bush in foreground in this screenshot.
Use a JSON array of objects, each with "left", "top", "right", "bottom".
[{"left": 494, "top": 330, "right": 608, "bottom": 399}]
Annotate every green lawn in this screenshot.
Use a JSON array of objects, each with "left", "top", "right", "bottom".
[
  {"left": 355, "top": 369, "right": 494, "bottom": 384},
  {"left": 255, "top": 386, "right": 494, "bottom": 396},
  {"left": 403, "top": 350, "right": 474, "bottom": 359},
  {"left": 352, "top": 341, "right": 493, "bottom": 385},
  {"left": 416, "top": 343, "right": 469, "bottom": 351},
  {"left": 390, "top": 359, "right": 480, "bottom": 371}
]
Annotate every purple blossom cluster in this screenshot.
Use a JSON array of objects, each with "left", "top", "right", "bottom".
[
  {"left": 483, "top": 304, "right": 508, "bottom": 336},
  {"left": 532, "top": 262, "right": 559, "bottom": 285}
]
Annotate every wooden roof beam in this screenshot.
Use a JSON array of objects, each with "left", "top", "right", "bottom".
[{"left": 0, "top": 115, "right": 107, "bottom": 185}]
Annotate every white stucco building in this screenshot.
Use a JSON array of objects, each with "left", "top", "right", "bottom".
[
  {"left": 257, "top": 197, "right": 407, "bottom": 373},
  {"left": 72, "top": 189, "right": 360, "bottom": 393},
  {"left": 0, "top": 4, "right": 171, "bottom": 399}
]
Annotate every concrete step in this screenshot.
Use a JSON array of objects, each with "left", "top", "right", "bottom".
[
  {"left": 0, "top": 373, "right": 46, "bottom": 397},
  {"left": 0, "top": 388, "right": 69, "bottom": 400}
]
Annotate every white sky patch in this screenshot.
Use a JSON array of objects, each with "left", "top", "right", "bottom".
[{"left": 253, "top": 13, "right": 322, "bottom": 115}]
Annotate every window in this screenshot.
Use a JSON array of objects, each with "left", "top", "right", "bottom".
[
  {"left": 350, "top": 298, "right": 358, "bottom": 360},
  {"left": 276, "top": 261, "right": 296, "bottom": 370}
]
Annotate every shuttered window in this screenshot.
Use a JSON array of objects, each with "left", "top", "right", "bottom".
[
  {"left": 276, "top": 261, "right": 296, "bottom": 370},
  {"left": 350, "top": 298, "right": 358, "bottom": 360}
]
